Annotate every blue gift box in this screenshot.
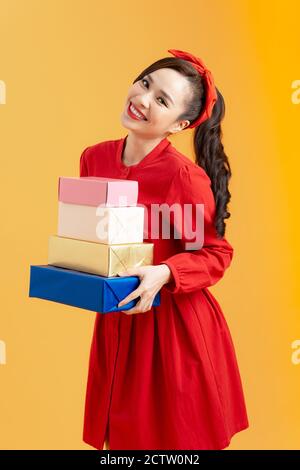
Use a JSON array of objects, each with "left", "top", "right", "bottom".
[{"left": 29, "top": 265, "right": 161, "bottom": 313}]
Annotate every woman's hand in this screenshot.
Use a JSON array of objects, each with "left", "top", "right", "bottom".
[{"left": 117, "top": 264, "right": 172, "bottom": 315}]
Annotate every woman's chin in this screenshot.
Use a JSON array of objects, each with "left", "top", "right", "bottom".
[{"left": 120, "top": 112, "right": 140, "bottom": 130}]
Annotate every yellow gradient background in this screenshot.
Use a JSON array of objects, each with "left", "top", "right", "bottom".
[{"left": 0, "top": 0, "right": 299, "bottom": 449}]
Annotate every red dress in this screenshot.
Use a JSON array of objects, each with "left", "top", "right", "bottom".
[{"left": 80, "top": 134, "right": 249, "bottom": 450}]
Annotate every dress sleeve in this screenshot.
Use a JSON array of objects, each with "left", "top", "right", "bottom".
[
  {"left": 79, "top": 147, "right": 90, "bottom": 177},
  {"left": 159, "top": 164, "right": 234, "bottom": 294}
]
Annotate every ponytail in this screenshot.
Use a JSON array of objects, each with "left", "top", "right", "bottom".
[{"left": 193, "top": 88, "right": 232, "bottom": 238}]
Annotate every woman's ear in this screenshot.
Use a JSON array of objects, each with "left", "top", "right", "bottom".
[
  {"left": 169, "top": 119, "right": 190, "bottom": 134},
  {"left": 181, "top": 120, "right": 190, "bottom": 130}
]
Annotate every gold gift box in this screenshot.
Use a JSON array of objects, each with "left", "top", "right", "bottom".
[{"left": 48, "top": 235, "right": 153, "bottom": 277}]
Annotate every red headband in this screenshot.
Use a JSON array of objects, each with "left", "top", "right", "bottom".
[{"left": 168, "top": 49, "right": 217, "bottom": 128}]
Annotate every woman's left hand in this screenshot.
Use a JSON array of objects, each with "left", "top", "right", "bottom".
[{"left": 117, "top": 264, "right": 172, "bottom": 315}]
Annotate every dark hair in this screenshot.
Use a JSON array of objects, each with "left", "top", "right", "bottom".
[{"left": 133, "top": 57, "right": 232, "bottom": 239}]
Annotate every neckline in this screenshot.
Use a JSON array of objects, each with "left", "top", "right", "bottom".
[{"left": 116, "top": 134, "right": 171, "bottom": 171}]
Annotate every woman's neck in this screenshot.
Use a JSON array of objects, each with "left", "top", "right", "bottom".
[{"left": 122, "top": 133, "right": 166, "bottom": 166}]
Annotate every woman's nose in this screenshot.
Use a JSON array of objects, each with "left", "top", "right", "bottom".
[{"left": 136, "top": 93, "right": 150, "bottom": 110}]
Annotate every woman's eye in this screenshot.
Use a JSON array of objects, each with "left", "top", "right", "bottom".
[
  {"left": 141, "top": 79, "right": 167, "bottom": 107},
  {"left": 157, "top": 97, "right": 167, "bottom": 106}
]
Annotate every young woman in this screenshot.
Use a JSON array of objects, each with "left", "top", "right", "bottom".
[{"left": 80, "top": 49, "right": 249, "bottom": 450}]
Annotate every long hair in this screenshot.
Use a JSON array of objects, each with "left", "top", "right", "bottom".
[{"left": 133, "top": 57, "right": 232, "bottom": 239}]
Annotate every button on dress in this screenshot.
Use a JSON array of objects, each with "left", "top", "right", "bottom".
[{"left": 80, "top": 134, "right": 249, "bottom": 450}]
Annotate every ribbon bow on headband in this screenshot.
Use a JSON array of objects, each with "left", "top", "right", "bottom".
[{"left": 168, "top": 49, "right": 217, "bottom": 128}]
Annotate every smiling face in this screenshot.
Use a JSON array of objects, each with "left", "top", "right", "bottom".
[{"left": 120, "top": 68, "right": 193, "bottom": 139}]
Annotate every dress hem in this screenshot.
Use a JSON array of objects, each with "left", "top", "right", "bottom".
[{"left": 82, "top": 420, "right": 249, "bottom": 451}]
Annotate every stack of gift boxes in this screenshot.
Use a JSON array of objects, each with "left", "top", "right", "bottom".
[{"left": 29, "top": 176, "right": 160, "bottom": 313}]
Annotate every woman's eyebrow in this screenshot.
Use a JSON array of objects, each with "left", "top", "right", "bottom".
[{"left": 145, "top": 74, "right": 175, "bottom": 105}]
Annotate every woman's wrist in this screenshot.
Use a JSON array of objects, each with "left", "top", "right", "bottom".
[{"left": 158, "top": 263, "right": 173, "bottom": 285}]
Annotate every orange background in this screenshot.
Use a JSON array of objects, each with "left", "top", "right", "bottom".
[{"left": 0, "top": 0, "right": 299, "bottom": 449}]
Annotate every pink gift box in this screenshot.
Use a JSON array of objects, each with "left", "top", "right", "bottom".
[{"left": 58, "top": 176, "right": 138, "bottom": 207}]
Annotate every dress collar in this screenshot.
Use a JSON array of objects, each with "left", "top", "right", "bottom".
[{"left": 116, "top": 134, "right": 171, "bottom": 172}]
